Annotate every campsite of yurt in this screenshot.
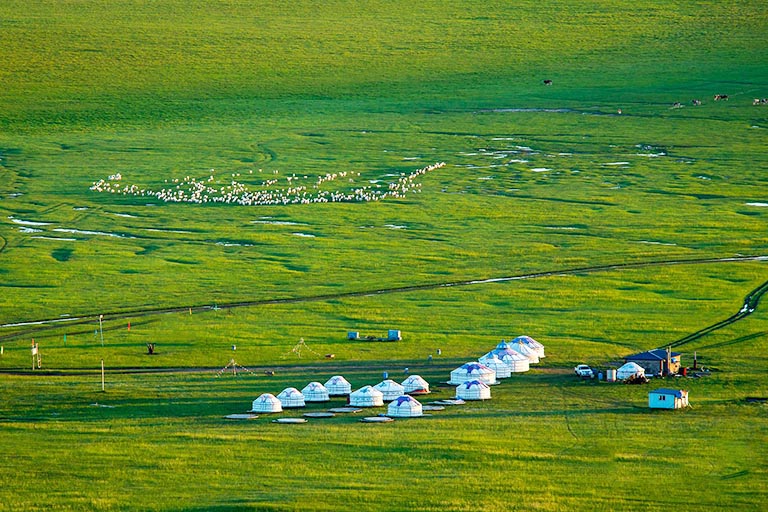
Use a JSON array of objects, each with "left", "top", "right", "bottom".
[
  {"left": 449, "top": 362, "right": 497, "bottom": 386},
  {"left": 349, "top": 386, "right": 384, "bottom": 408},
  {"left": 387, "top": 395, "right": 423, "bottom": 418},
  {"left": 324, "top": 375, "right": 352, "bottom": 396},
  {"left": 401, "top": 375, "right": 430, "bottom": 395},
  {"left": 374, "top": 379, "right": 405, "bottom": 401},
  {"left": 1, "top": 1, "right": 766, "bottom": 510},
  {"left": 277, "top": 387, "right": 306, "bottom": 408}
]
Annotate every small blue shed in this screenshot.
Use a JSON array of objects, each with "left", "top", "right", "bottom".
[{"left": 649, "top": 388, "right": 689, "bottom": 409}]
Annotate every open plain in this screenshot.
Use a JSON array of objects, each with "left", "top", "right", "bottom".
[{"left": 0, "top": 1, "right": 767, "bottom": 510}]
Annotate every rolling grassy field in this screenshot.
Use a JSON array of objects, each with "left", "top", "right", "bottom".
[{"left": 1, "top": 1, "right": 767, "bottom": 510}]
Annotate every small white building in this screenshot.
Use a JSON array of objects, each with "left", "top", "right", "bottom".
[
  {"left": 455, "top": 380, "right": 491, "bottom": 401},
  {"left": 251, "top": 393, "right": 283, "bottom": 413},
  {"left": 616, "top": 362, "right": 645, "bottom": 381},
  {"left": 277, "top": 387, "right": 306, "bottom": 408},
  {"left": 483, "top": 348, "right": 530, "bottom": 373},
  {"left": 401, "top": 375, "right": 430, "bottom": 395},
  {"left": 449, "top": 362, "right": 497, "bottom": 386},
  {"left": 387, "top": 395, "right": 423, "bottom": 417},
  {"left": 649, "top": 388, "right": 689, "bottom": 409},
  {"left": 324, "top": 375, "right": 352, "bottom": 396},
  {"left": 349, "top": 385, "right": 384, "bottom": 407},
  {"left": 509, "top": 339, "right": 540, "bottom": 364},
  {"left": 374, "top": 379, "right": 405, "bottom": 401},
  {"left": 478, "top": 355, "right": 511, "bottom": 379},
  {"left": 512, "top": 335, "right": 545, "bottom": 358},
  {"left": 301, "top": 381, "right": 330, "bottom": 402}
]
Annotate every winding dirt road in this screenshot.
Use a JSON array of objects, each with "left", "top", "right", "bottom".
[{"left": 1, "top": 254, "right": 765, "bottom": 345}]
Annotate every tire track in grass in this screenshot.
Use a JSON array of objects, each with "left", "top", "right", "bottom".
[
  {"left": 666, "top": 278, "right": 768, "bottom": 349},
  {"left": 1, "top": 254, "right": 766, "bottom": 342}
]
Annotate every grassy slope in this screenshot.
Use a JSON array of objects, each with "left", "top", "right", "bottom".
[{"left": 0, "top": 1, "right": 767, "bottom": 510}]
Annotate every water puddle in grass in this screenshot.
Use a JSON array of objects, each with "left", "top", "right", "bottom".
[
  {"left": 635, "top": 240, "right": 677, "bottom": 246},
  {"left": 54, "top": 228, "right": 133, "bottom": 239},
  {"left": 8, "top": 216, "right": 51, "bottom": 226},
  {"left": 32, "top": 236, "right": 78, "bottom": 241},
  {"left": 745, "top": 202, "right": 768, "bottom": 207},
  {"left": 292, "top": 232, "right": 315, "bottom": 238},
  {"left": 384, "top": 224, "right": 407, "bottom": 229},
  {"left": 602, "top": 162, "right": 630, "bottom": 166},
  {"left": 145, "top": 228, "right": 193, "bottom": 234},
  {"left": 479, "top": 107, "right": 615, "bottom": 116},
  {"left": 18, "top": 227, "right": 42, "bottom": 233},
  {"left": 252, "top": 219, "right": 304, "bottom": 226},
  {"left": 216, "top": 242, "right": 254, "bottom": 247},
  {"left": 531, "top": 168, "right": 551, "bottom": 172},
  {"left": 110, "top": 212, "right": 137, "bottom": 218}
]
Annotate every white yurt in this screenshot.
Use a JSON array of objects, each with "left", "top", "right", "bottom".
[
  {"left": 301, "top": 381, "right": 330, "bottom": 402},
  {"left": 449, "top": 362, "right": 497, "bottom": 386},
  {"left": 387, "top": 395, "right": 423, "bottom": 417},
  {"left": 478, "top": 354, "right": 511, "bottom": 379},
  {"left": 374, "top": 379, "right": 405, "bottom": 401},
  {"left": 455, "top": 380, "right": 491, "bottom": 401},
  {"left": 401, "top": 375, "right": 430, "bottom": 395},
  {"left": 509, "top": 339, "right": 540, "bottom": 364},
  {"left": 348, "top": 385, "right": 384, "bottom": 407},
  {"left": 483, "top": 348, "right": 530, "bottom": 373},
  {"left": 324, "top": 375, "right": 352, "bottom": 396},
  {"left": 277, "top": 387, "right": 306, "bottom": 408},
  {"left": 617, "top": 362, "right": 646, "bottom": 381},
  {"left": 512, "top": 335, "right": 546, "bottom": 358},
  {"left": 251, "top": 393, "right": 283, "bottom": 413}
]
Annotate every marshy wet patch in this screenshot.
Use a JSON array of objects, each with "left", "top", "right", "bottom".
[{"left": 51, "top": 247, "right": 74, "bottom": 262}]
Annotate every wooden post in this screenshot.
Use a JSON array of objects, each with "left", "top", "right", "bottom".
[{"left": 101, "top": 359, "right": 105, "bottom": 392}]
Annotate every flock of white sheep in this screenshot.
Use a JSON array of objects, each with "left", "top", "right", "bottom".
[{"left": 90, "top": 162, "right": 445, "bottom": 206}]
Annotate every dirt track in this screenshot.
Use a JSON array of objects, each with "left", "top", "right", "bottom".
[{"left": 1, "top": 254, "right": 766, "bottom": 348}]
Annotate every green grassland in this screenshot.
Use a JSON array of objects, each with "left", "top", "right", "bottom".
[{"left": 1, "top": 1, "right": 767, "bottom": 510}]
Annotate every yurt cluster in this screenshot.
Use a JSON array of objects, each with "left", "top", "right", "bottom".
[
  {"left": 239, "top": 335, "right": 545, "bottom": 423},
  {"left": 449, "top": 336, "right": 544, "bottom": 401},
  {"left": 247, "top": 373, "right": 433, "bottom": 422}
]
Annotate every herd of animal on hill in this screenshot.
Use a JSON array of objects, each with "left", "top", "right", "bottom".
[{"left": 541, "top": 80, "right": 766, "bottom": 109}]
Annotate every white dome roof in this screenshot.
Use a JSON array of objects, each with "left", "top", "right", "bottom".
[
  {"left": 277, "top": 387, "right": 306, "bottom": 408},
  {"left": 251, "top": 393, "right": 283, "bottom": 413},
  {"left": 387, "top": 395, "right": 423, "bottom": 417}
]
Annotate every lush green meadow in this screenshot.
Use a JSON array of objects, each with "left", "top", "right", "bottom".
[{"left": 1, "top": 1, "right": 767, "bottom": 510}]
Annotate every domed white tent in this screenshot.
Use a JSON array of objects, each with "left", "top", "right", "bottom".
[
  {"left": 449, "top": 362, "right": 497, "bottom": 386},
  {"left": 374, "top": 379, "right": 405, "bottom": 401},
  {"left": 251, "top": 393, "right": 283, "bottom": 413},
  {"left": 455, "top": 380, "right": 491, "bottom": 400},
  {"left": 478, "top": 355, "right": 511, "bottom": 379},
  {"left": 387, "top": 395, "right": 423, "bottom": 417},
  {"left": 482, "top": 348, "right": 530, "bottom": 373},
  {"left": 277, "top": 387, "right": 306, "bottom": 408},
  {"left": 617, "top": 362, "right": 645, "bottom": 381},
  {"left": 509, "top": 339, "right": 540, "bottom": 364},
  {"left": 301, "top": 381, "right": 330, "bottom": 402},
  {"left": 324, "top": 375, "right": 352, "bottom": 396},
  {"left": 512, "top": 335, "right": 545, "bottom": 358},
  {"left": 348, "top": 385, "right": 384, "bottom": 407},
  {"left": 401, "top": 375, "right": 430, "bottom": 395}
]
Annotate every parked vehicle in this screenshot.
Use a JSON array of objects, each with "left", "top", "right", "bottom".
[{"left": 574, "top": 364, "right": 594, "bottom": 378}]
